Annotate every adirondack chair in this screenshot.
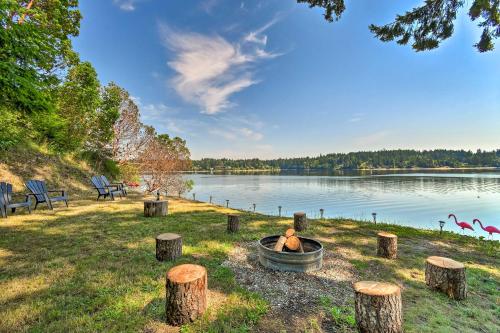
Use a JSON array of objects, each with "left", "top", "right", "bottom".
[
  {"left": 91, "top": 176, "right": 123, "bottom": 201},
  {"left": 25, "top": 180, "right": 68, "bottom": 210},
  {"left": 0, "top": 182, "right": 32, "bottom": 217},
  {"left": 0, "top": 190, "right": 6, "bottom": 218},
  {"left": 100, "top": 175, "right": 127, "bottom": 196}
]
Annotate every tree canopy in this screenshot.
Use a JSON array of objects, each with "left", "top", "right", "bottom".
[
  {"left": 297, "top": 0, "right": 500, "bottom": 52},
  {"left": 0, "top": 0, "right": 191, "bottom": 190}
]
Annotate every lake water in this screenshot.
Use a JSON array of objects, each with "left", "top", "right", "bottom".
[{"left": 185, "top": 170, "right": 500, "bottom": 238}]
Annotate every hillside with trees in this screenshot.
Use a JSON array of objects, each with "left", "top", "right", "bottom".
[
  {"left": 193, "top": 149, "right": 500, "bottom": 171},
  {"left": 0, "top": 1, "right": 190, "bottom": 193}
]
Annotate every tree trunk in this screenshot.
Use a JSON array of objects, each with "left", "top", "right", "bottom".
[
  {"left": 354, "top": 281, "right": 403, "bottom": 333},
  {"left": 144, "top": 200, "right": 168, "bottom": 217},
  {"left": 425, "top": 256, "right": 466, "bottom": 300},
  {"left": 156, "top": 233, "right": 182, "bottom": 261},
  {"left": 294, "top": 212, "right": 308, "bottom": 231},
  {"left": 227, "top": 214, "right": 240, "bottom": 233},
  {"left": 377, "top": 232, "right": 397, "bottom": 259},
  {"left": 166, "top": 264, "right": 207, "bottom": 326}
]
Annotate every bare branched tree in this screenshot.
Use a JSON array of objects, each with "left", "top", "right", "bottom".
[{"left": 138, "top": 134, "right": 191, "bottom": 194}]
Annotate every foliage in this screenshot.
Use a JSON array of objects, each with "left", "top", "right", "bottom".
[
  {"left": 0, "top": 0, "right": 81, "bottom": 112},
  {"left": 86, "top": 82, "right": 122, "bottom": 161},
  {"left": 0, "top": 107, "right": 24, "bottom": 149},
  {"left": 56, "top": 61, "right": 101, "bottom": 151},
  {"left": 193, "top": 149, "right": 500, "bottom": 170},
  {"left": 118, "top": 162, "right": 141, "bottom": 183},
  {"left": 298, "top": 0, "right": 500, "bottom": 52},
  {"left": 139, "top": 133, "right": 191, "bottom": 193},
  {"left": 111, "top": 89, "right": 155, "bottom": 163}
]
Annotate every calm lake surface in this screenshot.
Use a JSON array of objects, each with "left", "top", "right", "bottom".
[{"left": 186, "top": 170, "right": 500, "bottom": 238}]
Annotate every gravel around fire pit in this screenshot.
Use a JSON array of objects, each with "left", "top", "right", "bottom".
[{"left": 222, "top": 241, "right": 357, "bottom": 311}]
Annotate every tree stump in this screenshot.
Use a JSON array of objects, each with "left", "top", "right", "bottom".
[
  {"left": 377, "top": 232, "right": 398, "bottom": 259},
  {"left": 294, "top": 212, "right": 308, "bottom": 231},
  {"left": 165, "top": 264, "right": 207, "bottom": 325},
  {"left": 227, "top": 214, "right": 240, "bottom": 233},
  {"left": 425, "top": 256, "right": 466, "bottom": 300},
  {"left": 156, "top": 233, "right": 182, "bottom": 261},
  {"left": 144, "top": 200, "right": 168, "bottom": 217},
  {"left": 354, "top": 281, "right": 403, "bottom": 333}
]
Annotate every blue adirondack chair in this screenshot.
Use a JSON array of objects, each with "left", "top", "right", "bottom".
[
  {"left": 91, "top": 176, "right": 123, "bottom": 201},
  {"left": 0, "top": 182, "right": 32, "bottom": 217},
  {"left": 25, "top": 180, "right": 68, "bottom": 210},
  {"left": 100, "top": 175, "right": 127, "bottom": 196}
]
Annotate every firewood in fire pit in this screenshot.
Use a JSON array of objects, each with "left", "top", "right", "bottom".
[
  {"left": 285, "top": 228, "right": 295, "bottom": 238},
  {"left": 285, "top": 235, "right": 301, "bottom": 251},
  {"left": 274, "top": 236, "right": 287, "bottom": 252}
]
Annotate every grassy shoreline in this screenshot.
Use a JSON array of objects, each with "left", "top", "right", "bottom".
[{"left": 0, "top": 196, "right": 498, "bottom": 332}]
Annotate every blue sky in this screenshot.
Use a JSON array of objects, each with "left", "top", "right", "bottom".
[{"left": 73, "top": 0, "right": 500, "bottom": 159}]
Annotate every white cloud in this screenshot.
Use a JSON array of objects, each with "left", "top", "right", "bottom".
[
  {"left": 209, "top": 127, "right": 263, "bottom": 141},
  {"left": 159, "top": 18, "right": 281, "bottom": 114},
  {"left": 113, "top": 0, "right": 137, "bottom": 11},
  {"left": 199, "top": 0, "right": 220, "bottom": 14},
  {"left": 348, "top": 112, "right": 365, "bottom": 123},
  {"left": 239, "top": 127, "right": 263, "bottom": 141}
]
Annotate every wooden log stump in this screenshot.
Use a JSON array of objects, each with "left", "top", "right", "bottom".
[
  {"left": 425, "top": 256, "right": 466, "bottom": 300},
  {"left": 354, "top": 281, "right": 403, "bottom": 333},
  {"left": 166, "top": 264, "right": 207, "bottom": 325},
  {"left": 156, "top": 233, "right": 182, "bottom": 261},
  {"left": 377, "top": 232, "right": 398, "bottom": 259},
  {"left": 294, "top": 212, "right": 308, "bottom": 231},
  {"left": 227, "top": 214, "right": 240, "bottom": 233},
  {"left": 144, "top": 200, "right": 168, "bottom": 217}
]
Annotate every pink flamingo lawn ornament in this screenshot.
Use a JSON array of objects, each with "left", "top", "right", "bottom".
[
  {"left": 448, "top": 214, "right": 474, "bottom": 234},
  {"left": 472, "top": 219, "right": 500, "bottom": 239}
]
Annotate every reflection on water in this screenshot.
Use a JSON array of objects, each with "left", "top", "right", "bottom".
[{"left": 186, "top": 171, "right": 500, "bottom": 238}]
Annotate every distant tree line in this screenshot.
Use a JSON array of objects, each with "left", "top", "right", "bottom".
[
  {"left": 193, "top": 150, "right": 500, "bottom": 171},
  {"left": 1, "top": 1, "right": 191, "bottom": 192}
]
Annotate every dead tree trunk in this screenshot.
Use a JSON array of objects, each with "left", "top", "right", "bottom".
[
  {"left": 227, "top": 214, "right": 240, "bottom": 233},
  {"left": 293, "top": 212, "right": 308, "bottom": 231},
  {"left": 354, "top": 281, "right": 403, "bottom": 333},
  {"left": 165, "top": 264, "right": 207, "bottom": 326},
  {"left": 425, "top": 256, "right": 466, "bottom": 300},
  {"left": 156, "top": 233, "right": 182, "bottom": 261},
  {"left": 144, "top": 200, "right": 168, "bottom": 217},
  {"left": 377, "top": 232, "right": 398, "bottom": 259}
]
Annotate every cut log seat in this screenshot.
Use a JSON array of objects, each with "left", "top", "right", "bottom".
[
  {"left": 425, "top": 256, "right": 466, "bottom": 300},
  {"left": 354, "top": 281, "right": 403, "bottom": 333}
]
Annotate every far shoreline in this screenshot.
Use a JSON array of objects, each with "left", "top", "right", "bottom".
[{"left": 184, "top": 166, "right": 500, "bottom": 173}]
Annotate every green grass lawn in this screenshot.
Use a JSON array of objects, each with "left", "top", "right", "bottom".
[{"left": 0, "top": 196, "right": 498, "bottom": 332}]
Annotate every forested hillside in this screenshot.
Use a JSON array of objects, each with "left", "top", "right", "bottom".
[
  {"left": 194, "top": 149, "right": 500, "bottom": 171},
  {"left": 0, "top": 1, "right": 190, "bottom": 193}
]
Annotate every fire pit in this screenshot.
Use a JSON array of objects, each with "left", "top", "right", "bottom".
[{"left": 258, "top": 235, "right": 323, "bottom": 272}]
